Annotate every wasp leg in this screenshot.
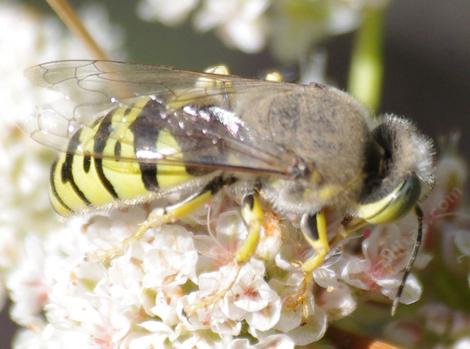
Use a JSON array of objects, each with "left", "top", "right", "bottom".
[
  {"left": 301, "top": 210, "right": 330, "bottom": 273},
  {"left": 91, "top": 175, "right": 236, "bottom": 264},
  {"left": 185, "top": 192, "right": 264, "bottom": 313},
  {"left": 285, "top": 210, "right": 330, "bottom": 313},
  {"left": 236, "top": 192, "right": 264, "bottom": 263}
]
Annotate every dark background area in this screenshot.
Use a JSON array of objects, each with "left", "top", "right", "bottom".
[{"left": 1, "top": 0, "right": 469, "bottom": 346}]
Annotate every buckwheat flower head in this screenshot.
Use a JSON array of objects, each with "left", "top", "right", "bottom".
[{"left": 6, "top": 198, "right": 323, "bottom": 347}]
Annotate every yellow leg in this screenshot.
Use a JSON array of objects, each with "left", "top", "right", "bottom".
[
  {"left": 285, "top": 210, "right": 330, "bottom": 312},
  {"left": 90, "top": 176, "right": 233, "bottom": 264},
  {"left": 185, "top": 192, "right": 264, "bottom": 313},
  {"left": 236, "top": 193, "right": 264, "bottom": 263},
  {"left": 301, "top": 210, "right": 330, "bottom": 273}
]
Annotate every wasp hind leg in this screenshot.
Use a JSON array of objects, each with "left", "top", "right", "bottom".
[
  {"left": 90, "top": 175, "right": 236, "bottom": 264},
  {"left": 284, "top": 210, "right": 330, "bottom": 315}
]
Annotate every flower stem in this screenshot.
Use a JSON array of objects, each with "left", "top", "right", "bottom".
[{"left": 348, "top": 5, "right": 385, "bottom": 112}]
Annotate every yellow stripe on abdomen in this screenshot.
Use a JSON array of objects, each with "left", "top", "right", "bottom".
[
  {"left": 101, "top": 98, "right": 151, "bottom": 199},
  {"left": 156, "top": 129, "right": 193, "bottom": 188},
  {"left": 50, "top": 154, "right": 89, "bottom": 215},
  {"left": 49, "top": 160, "right": 73, "bottom": 216}
]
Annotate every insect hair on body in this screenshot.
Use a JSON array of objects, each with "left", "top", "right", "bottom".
[{"left": 25, "top": 60, "right": 434, "bottom": 315}]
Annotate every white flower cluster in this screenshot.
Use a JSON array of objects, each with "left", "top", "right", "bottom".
[
  {"left": 0, "top": 0, "right": 125, "bottom": 344},
  {"left": 5, "top": 186, "right": 427, "bottom": 348},
  {"left": 382, "top": 141, "right": 470, "bottom": 349},
  {"left": 136, "top": 0, "right": 389, "bottom": 60}
]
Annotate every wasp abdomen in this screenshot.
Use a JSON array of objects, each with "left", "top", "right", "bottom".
[{"left": 49, "top": 97, "right": 198, "bottom": 215}]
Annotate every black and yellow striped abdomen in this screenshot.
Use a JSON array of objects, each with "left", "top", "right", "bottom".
[{"left": 49, "top": 97, "right": 196, "bottom": 216}]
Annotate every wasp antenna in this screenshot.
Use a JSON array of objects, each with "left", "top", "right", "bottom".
[
  {"left": 391, "top": 205, "right": 423, "bottom": 316},
  {"left": 46, "top": 0, "right": 109, "bottom": 60}
]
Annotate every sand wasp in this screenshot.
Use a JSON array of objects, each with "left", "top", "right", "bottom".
[{"left": 25, "top": 60, "right": 434, "bottom": 314}]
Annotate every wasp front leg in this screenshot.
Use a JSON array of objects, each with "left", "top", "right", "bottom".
[{"left": 284, "top": 210, "right": 330, "bottom": 313}]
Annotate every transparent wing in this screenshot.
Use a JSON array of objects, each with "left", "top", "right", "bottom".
[
  {"left": 25, "top": 60, "right": 299, "bottom": 176},
  {"left": 26, "top": 60, "right": 293, "bottom": 116}
]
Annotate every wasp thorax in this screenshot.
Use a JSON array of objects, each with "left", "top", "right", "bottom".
[{"left": 356, "top": 115, "right": 435, "bottom": 223}]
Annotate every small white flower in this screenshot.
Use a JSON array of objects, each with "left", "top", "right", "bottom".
[
  {"left": 147, "top": 286, "right": 181, "bottom": 326},
  {"left": 223, "top": 260, "right": 281, "bottom": 331},
  {"left": 176, "top": 265, "right": 239, "bottom": 332},
  {"left": 227, "top": 338, "right": 251, "bottom": 349},
  {"left": 453, "top": 338, "right": 470, "bottom": 349},
  {"left": 379, "top": 274, "right": 422, "bottom": 305},
  {"left": 317, "top": 283, "right": 356, "bottom": 319},
  {"left": 96, "top": 246, "right": 144, "bottom": 309},
  {"left": 128, "top": 320, "right": 174, "bottom": 349},
  {"left": 269, "top": 276, "right": 304, "bottom": 333},
  {"left": 312, "top": 248, "right": 345, "bottom": 288},
  {"left": 194, "top": 208, "right": 246, "bottom": 271},
  {"left": 7, "top": 235, "right": 49, "bottom": 329},
  {"left": 142, "top": 225, "right": 198, "bottom": 289},
  {"left": 193, "top": 0, "right": 269, "bottom": 53},
  {"left": 253, "top": 334, "right": 295, "bottom": 349},
  {"left": 283, "top": 306, "right": 327, "bottom": 346},
  {"left": 137, "top": 0, "right": 199, "bottom": 25},
  {"left": 454, "top": 229, "right": 470, "bottom": 260},
  {"left": 341, "top": 221, "right": 424, "bottom": 305}
]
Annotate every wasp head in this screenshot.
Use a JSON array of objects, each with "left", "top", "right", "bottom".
[{"left": 356, "top": 115, "right": 435, "bottom": 223}]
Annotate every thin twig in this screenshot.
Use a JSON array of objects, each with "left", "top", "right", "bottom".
[{"left": 46, "top": 0, "right": 109, "bottom": 60}]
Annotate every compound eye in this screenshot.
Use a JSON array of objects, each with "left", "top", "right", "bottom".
[{"left": 356, "top": 174, "right": 421, "bottom": 224}]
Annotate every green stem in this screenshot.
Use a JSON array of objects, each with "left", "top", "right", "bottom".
[{"left": 348, "top": 6, "right": 385, "bottom": 112}]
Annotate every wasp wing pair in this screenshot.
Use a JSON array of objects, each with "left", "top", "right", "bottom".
[
  {"left": 26, "top": 60, "right": 327, "bottom": 215},
  {"left": 26, "top": 60, "right": 298, "bottom": 178}
]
